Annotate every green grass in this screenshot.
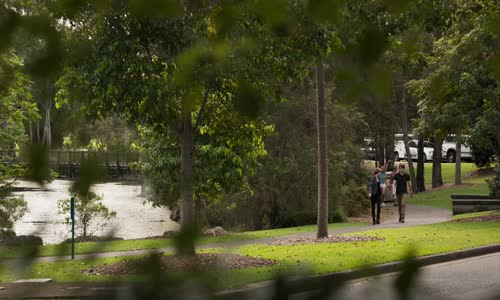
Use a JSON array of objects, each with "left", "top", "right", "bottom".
[
  {"left": 407, "top": 183, "right": 489, "bottom": 210},
  {"left": 2, "top": 216, "right": 498, "bottom": 289},
  {"left": 399, "top": 162, "right": 492, "bottom": 210},
  {"left": 452, "top": 210, "right": 500, "bottom": 220},
  {"left": 422, "top": 162, "right": 478, "bottom": 185},
  {"left": 222, "top": 221, "right": 500, "bottom": 289},
  {"left": 366, "top": 162, "right": 479, "bottom": 186},
  {"left": 0, "top": 222, "right": 363, "bottom": 259}
]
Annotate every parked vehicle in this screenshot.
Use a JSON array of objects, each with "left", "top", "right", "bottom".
[
  {"left": 393, "top": 139, "right": 433, "bottom": 161},
  {"left": 442, "top": 135, "right": 473, "bottom": 162}
]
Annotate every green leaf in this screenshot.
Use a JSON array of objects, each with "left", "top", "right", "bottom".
[
  {"left": 24, "top": 143, "right": 50, "bottom": 186},
  {"left": 359, "top": 27, "right": 388, "bottom": 67},
  {"left": 234, "top": 80, "right": 265, "bottom": 119},
  {"left": 306, "top": 0, "right": 341, "bottom": 23},
  {"left": 129, "top": 0, "right": 182, "bottom": 18},
  {"left": 71, "top": 158, "right": 104, "bottom": 198}
]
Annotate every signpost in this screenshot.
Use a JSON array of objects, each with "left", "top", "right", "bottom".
[{"left": 70, "top": 196, "right": 75, "bottom": 260}]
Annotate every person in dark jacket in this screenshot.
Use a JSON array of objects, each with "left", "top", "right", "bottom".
[
  {"left": 392, "top": 163, "right": 413, "bottom": 223},
  {"left": 368, "top": 168, "right": 382, "bottom": 225}
]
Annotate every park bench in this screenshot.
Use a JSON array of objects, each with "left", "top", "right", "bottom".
[{"left": 451, "top": 195, "right": 500, "bottom": 215}]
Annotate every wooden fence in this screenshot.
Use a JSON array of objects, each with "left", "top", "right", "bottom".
[{"left": 0, "top": 150, "right": 141, "bottom": 180}]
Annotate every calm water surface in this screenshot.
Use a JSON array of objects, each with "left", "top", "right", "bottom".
[{"left": 13, "top": 180, "right": 178, "bottom": 244}]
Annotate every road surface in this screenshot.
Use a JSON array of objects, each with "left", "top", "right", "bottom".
[{"left": 330, "top": 252, "right": 500, "bottom": 300}]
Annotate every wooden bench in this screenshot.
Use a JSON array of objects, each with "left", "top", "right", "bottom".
[{"left": 451, "top": 195, "right": 500, "bottom": 215}]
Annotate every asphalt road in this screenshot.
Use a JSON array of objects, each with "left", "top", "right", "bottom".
[{"left": 328, "top": 252, "right": 500, "bottom": 300}]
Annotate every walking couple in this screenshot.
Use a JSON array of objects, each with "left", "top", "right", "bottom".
[{"left": 368, "top": 163, "right": 412, "bottom": 225}]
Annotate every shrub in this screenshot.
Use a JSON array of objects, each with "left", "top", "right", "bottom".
[
  {"left": 329, "top": 209, "right": 347, "bottom": 223},
  {"left": 341, "top": 182, "right": 371, "bottom": 217},
  {"left": 204, "top": 202, "right": 228, "bottom": 228},
  {"left": 0, "top": 194, "right": 28, "bottom": 235},
  {"left": 278, "top": 209, "right": 347, "bottom": 228},
  {"left": 486, "top": 167, "right": 500, "bottom": 197},
  {"left": 58, "top": 192, "right": 116, "bottom": 238}
]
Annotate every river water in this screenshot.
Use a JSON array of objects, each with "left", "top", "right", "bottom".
[{"left": 12, "top": 180, "right": 179, "bottom": 245}]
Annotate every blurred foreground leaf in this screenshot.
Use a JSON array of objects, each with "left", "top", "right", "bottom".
[
  {"left": 24, "top": 143, "right": 50, "bottom": 186},
  {"left": 71, "top": 158, "right": 104, "bottom": 197}
]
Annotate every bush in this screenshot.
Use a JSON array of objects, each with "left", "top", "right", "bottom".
[
  {"left": 58, "top": 192, "right": 117, "bottom": 238},
  {"left": 0, "top": 229, "right": 16, "bottom": 239},
  {"left": 341, "top": 182, "right": 371, "bottom": 217},
  {"left": 204, "top": 199, "right": 244, "bottom": 229},
  {"left": 0, "top": 235, "right": 43, "bottom": 247},
  {"left": 486, "top": 167, "right": 500, "bottom": 197},
  {"left": 204, "top": 202, "right": 228, "bottom": 228},
  {"left": 0, "top": 194, "right": 29, "bottom": 234},
  {"left": 329, "top": 209, "right": 347, "bottom": 223},
  {"left": 471, "top": 143, "right": 495, "bottom": 168},
  {"left": 278, "top": 209, "right": 347, "bottom": 228}
]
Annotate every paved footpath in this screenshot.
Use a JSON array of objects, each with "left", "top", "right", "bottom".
[{"left": 13, "top": 204, "right": 451, "bottom": 263}]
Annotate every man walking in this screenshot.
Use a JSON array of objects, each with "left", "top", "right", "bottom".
[{"left": 392, "top": 163, "right": 413, "bottom": 223}]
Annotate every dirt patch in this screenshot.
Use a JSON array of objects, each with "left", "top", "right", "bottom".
[
  {"left": 83, "top": 253, "right": 275, "bottom": 275},
  {"left": 266, "top": 235, "right": 384, "bottom": 246},
  {"left": 453, "top": 213, "right": 500, "bottom": 223}
]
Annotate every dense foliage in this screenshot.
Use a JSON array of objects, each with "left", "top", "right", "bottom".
[{"left": 0, "top": 52, "right": 36, "bottom": 237}]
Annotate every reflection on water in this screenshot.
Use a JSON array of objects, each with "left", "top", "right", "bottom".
[{"left": 13, "top": 180, "right": 179, "bottom": 245}]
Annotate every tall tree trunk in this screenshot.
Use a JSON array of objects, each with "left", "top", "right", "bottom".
[
  {"left": 432, "top": 137, "right": 444, "bottom": 188},
  {"left": 416, "top": 136, "right": 426, "bottom": 192},
  {"left": 384, "top": 134, "right": 394, "bottom": 163},
  {"left": 29, "top": 122, "right": 33, "bottom": 142},
  {"left": 180, "top": 107, "right": 195, "bottom": 255},
  {"left": 316, "top": 61, "right": 328, "bottom": 239},
  {"left": 400, "top": 87, "right": 416, "bottom": 192},
  {"left": 455, "top": 135, "right": 462, "bottom": 185},
  {"left": 36, "top": 120, "right": 40, "bottom": 143},
  {"left": 42, "top": 103, "right": 51, "bottom": 147}
]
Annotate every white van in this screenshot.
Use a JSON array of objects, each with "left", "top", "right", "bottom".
[
  {"left": 393, "top": 139, "right": 434, "bottom": 161},
  {"left": 442, "top": 135, "right": 472, "bottom": 162}
]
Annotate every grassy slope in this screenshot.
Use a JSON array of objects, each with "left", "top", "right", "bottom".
[
  {"left": 0, "top": 222, "right": 363, "bottom": 259},
  {"left": 405, "top": 162, "right": 490, "bottom": 210},
  {"left": 2, "top": 215, "right": 499, "bottom": 288},
  {"left": 222, "top": 221, "right": 500, "bottom": 289},
  {"left": 407, "top": 184, "right": 489, "bottom": 210},
  {"left": 423, "top": 162, "right": 478, "bottom": 185}
]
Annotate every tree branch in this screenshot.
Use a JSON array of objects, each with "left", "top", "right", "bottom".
[
  {"left": 194, "top": 94, "right": 209, "bottom": 131},
  {"left": 140, "top": 40, "right": 154, "bottom": 63}
]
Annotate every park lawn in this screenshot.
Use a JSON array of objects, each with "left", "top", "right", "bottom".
[
  {"left": 407, "top": 182, "right": 489, "bottom": 210},
  {"left": 365, "top": 162, "right": 478, "bottom": 186},
  {"left": 452, "top": 210, "right": 500, "bottom": 220},
  {"left": 206, "top": 220, "right": 500, "bottom": 288},
  {"left": 1, "top": 216, "right": 499, "bottom": 288},
  {"left": 0, "top": 222, "right": 363, "bottom": 259},
  {"left": 423, "top": 162, "right": 478, "bottom": 185}
]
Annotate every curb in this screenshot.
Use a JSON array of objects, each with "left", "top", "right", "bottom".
[{"left": 215, "top": 243, "right": 500, "bottom": 299}]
